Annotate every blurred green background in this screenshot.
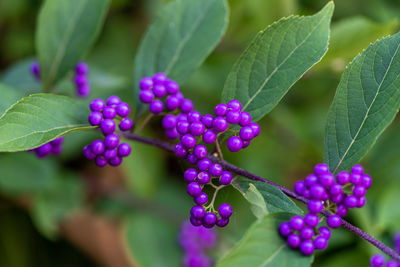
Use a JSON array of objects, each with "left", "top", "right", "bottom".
[{"left": 0, "top": 0, "right": 400, "bottom": 266}]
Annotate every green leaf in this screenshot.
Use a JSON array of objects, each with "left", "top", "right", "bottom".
[
  {"left": 0, "top": 152, "right": 57, "bottom": 195},
  {"left": 36, "top": 0, "right": 110, "bottom": 89},
  {"left": 319, "top": 16, "right": 399, "bottom": 70},
  {"left": 0, "top": 84, "right": 24, "bottom": 116},
  {"left": 324, "top": 32, "right": 400, "bottom": 173},
  {"left": 221, "top": 2, "right": 334, "bottom": 122},
  {"left": 123, "top": 213, "right": 181, "bottom": 267},
  {"left": 31, "top": 172, "right": 84, "bottom": 239},
  {"left": 377, "top": 182, "right": 400, "bottom": 231},
  {"left": 133, "top": 0, "right": 229, "bottom": 109},
  {"left": 0, "top": 94, "right": 92, "bottom": 152},
  {"left": 1, "top": 58, "right": 41, "bottom": 93},
  {"left": 216, "top": 213, "right": 313, "bottom": 267},
  {"left": 234, "top": 178, "right": 302, "bottom": 217}
]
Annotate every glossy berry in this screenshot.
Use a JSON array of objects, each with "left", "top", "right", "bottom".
[
  {"left": 203, "top": 212, "right": 217, "bottom": 228},
  {"left": 104, "top": 149, "right": 117, "bottom": 160},
  {"left": 216, "top": 218, "right": 229, "bottom": 228},
  {"left": 344, "top": 195, "right": 358, "bottom": 208},
  {"left": 329, "top": 184, "right": 343, "bottom": 196},
  {"left": 294, "top": 181, "right": 306, "bottom": 195},
  {"left": 190, "top": 206, "right": 205, "bottom": 219},
  {"left": 201, "top": 114, "right": 214, "bottom": 128},
  {"left": 370, "top": 254, "right": 385, "bottom": 267},
  {"left": 197, "top": 171, "right": 210, "bottom": 184},
  {"left": 189, "top": 121, "right": 205, "bottom": 136},
  {"left": 351, "top": 164, "right": 364, "bottom": 174},
  {"left": 181, "top": 134, "right": 197, "bottom": 148},
  {"left": 103, "top": 106, "right": 116, "bottom": 119},
  {"left": 193, "top": 145, "right": 207, "bottom": 159},
  {"left": 119, "top": 118, "right": 133, "bottom": 131},
  {"left": 187, "top": 111, "right": 202, "bottom": 123},
  {"left": 386, "top": 260, "right": 399, "bottom": 267},
  {"left": 165, "top": 79, "right": 179, "bottom": 94},
  {"left": 162, "top": 115, "right": 177, "bottom": 129},
  {"left": 314, "top": 163, "right": 330, "bottom": 175},
  {"left": 89, "top": 112, "right": 103, "bottom": 126},
  {"left": 139, "top": 77, "right": 153, "bottom": 90},
  {"left": 290, "top": 215, "right": 305, "bottom": 231},
  {"left": 149, "top": 100, "right": 164, "bottom": 114},
  {"left": 109, "top": 156, "right": 122, "bottom": 167},
  {"left": 214, "top": 104, "right": 228, "bottom": 116},
  {"left": 107, "top": 96, "right": 121, "bottom": 106},
  {"left": 197, "top": 159, "right": 211, "bottom": 171},
  {"left": 175, "top": 143, "right": 188, "bottom": 158},
  {"left": 220, "top": 171, "right": 232, "bottom": 185},
  {"left": 319, "top": 173, "right": 335, "bottom": 187},
  {"left": 83, "top": 145, "right": 96, "bottom": 159},
  {"left": 353, "top": 185, "right": 366, "bottom": 197},
  {"left": 90, "top": 99, "right": 105, "bottom": 112},
  {"left": 239, "top": 126, "right": 254, "bottom": 140},
  {"left": 336, "top": 205, "right": 348, "bottom": 217},
  {"left": 350, "top": 173, "right": 362, "bottom": 185},
  {"left": 300, "top": 240, "right": 314, "bottom": 255},
  {"left": 36, "top": 143, "right": 52, "bottom": 158},
  {"left": 314, "top": 236, "right": 328, "bottom": 250},
  {"left": 100, "top": 119, "right": 116, "bottom": 135},
  {"left": 139, "top": 90, "right": 154, "bottom": 103},
  {"left": 104, "top": 134, "right": 119, "bottom": 149},
  {"left": 226, "top": 111, "right": 241, "bottom": 124},
  {"left": 203, "top": 129, "right": 217, "bottom": 144},
  {"left": 209, "top": 164, "right": 223, "bottom": 177},
  {"left": 227, "top": 136, "right": 243, "bottom": 152},
  {"left": 218, "top": 203, "right": 232, "bottom": 218},
  {"left": 91, "top": 140, "right": 105, "bottom": 155},
  {"left": 186, "top": 153, "right": 198, "bottom": 165},
  {"left": 310, "top": 184, "right": 327, "bottom": 200},
  {"left": 307, "top": 200, "right": 324, "bottom": 214},
  {"left": 189, "top": 216, "right": 202, "bottom": 227},
  {"left": 194, "top": 193, "right": 208, "bottom": 205},
  {"left": 184, "top": 168, "right": 198, "bottom": 182},
  {"left": 227, "top": 100, "right": 242, "bottom": 111},
  {"left": 95, "top": 156, "right": 108, "bottom": 167},
  {"left": 327, "top": 215, "right": 342, "bottom": 228},
  {"left": 152, "top": 72, "right": 167, "bottom": 84},
  {"left": 153, "top": 84, "right": 167, "bottom": 98},
  {"left": 249, "top": 122, "right": 260, "bottom": 137},
  {"left": 357, "top": 196, "right": 366, "bottom": 208},
  {"left": 177, "top": 121, "right": 190, "bottom": 135},
  {"left": 116, "top": 103, "right": 130, "bottom": 117},
  {"left": 239, "top": 111, "right": 251, "bottom": 126},
  {"left": 304, "top": 213, "right": 319, "bottom": 227},
  {"left": 362, "top": 174, "right": 372, "bottom": 189},
  {"left": 180, "top": 99, "right": 194, "bottom": 114},
  {"left": 300, "top": 227, "right": 314, "bottom": 240},
  {"left": 279, "top": 222, "right": 291, "bottom": 236},
  {"left": 213, "top": 117, "right": 228, "bottom": 132},
  {"left": 305, "top": 174, "right": 318, "bottom": 187},
  {"left": 287, "top": 234, "right": 301, "bottom": 248},
  {"left": 118, "top": 143, "right": 131, "bottom": 157},
  {"left": 187, "top": 182, "right": 202, "bottom": 197},
  {"left": 165, "top": 96, "right": 180, "bottom": 110},
  {"left": 336, "top": 171, "right": 351, "bottom": 185},
  {"left": 318, "top": 226, "right": 331, "bottom": 239}
]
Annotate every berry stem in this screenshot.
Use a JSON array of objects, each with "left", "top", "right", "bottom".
[
  {"left": 119, "top": 132, "right": 400, "bottom": 261},
  {"left": 215, "top": 134, "right": 224, "bottom": 160},
  {"left": 135, "top": 113, "right": 153, "bottom": 133}
]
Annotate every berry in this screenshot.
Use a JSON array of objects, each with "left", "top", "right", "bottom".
[
  {"left": 104, "top": 149, "right": 117, "bottom": 160},
  {"left": 336, "top": 204, "right": 348, "bottom": 217},
  {"left": 203, "top": 129, "right": 217, "bottom": 144},
  {"left": 216, "top": 218, "right": 229, "bottom": 227},
  {"left": 91, "top": 140, "right": 105, "bottom": 155},
  {"left": 203, "top": 212, "right": 217, "bottom": 228},
  {"left": 370, "top": 254, "right": 385, "bottom": 267},
  {"left": 165, "top": 79, "right": 179, "bottom": 94},
  {"left": 331, "top": 193, "right": 345, "bottom": 204},
  {"left": 186, "top": 153, "right": 198, "bottom": 164},
  {"left": 226, "top": 111, "right": 241, "bottom": 124},
  {"left": 101, "top": 119, "right": 116, "bottom": 135},
  {"left": 279, "top": 222, "right": 291, "bottom": 236},
  {"left": 153, "top": 84, "right": 167, "bottom": 98},
  {"left": 103, "top": 106, "right": 116, "bottom": 119},
  {"left": 189, "top": 121, "right": 205, "bottom": 136},
  {"left": 351, "top": 173, "right": 362, "bottom": 185},
  {"left": 89, "top": 111, "right": 103, "bottom": 126},
  {"left": 327, "top": 215, "right": 342, "bottom": 228},
  {"left": 239, "top": 112, "right": 251, "bottom": 126},
  {"left": 220, "top": 171, "right": 232, "bottom": 185},
  {"left": 83, "top": 145, "right": 96, "bottom": 159},
  {"left": 162, "top": 115, "right": 177, "bottom": 129},
  {"left": 76, "top": 62, "right": 88, "bottom": 75},
  {"left": 116, "top": 103, "right": 130, "bottom": 117},
  {"left": 190, "top": 206, "right": 205, "bottom": 219},
  {"left": 90, "top": 99, "right": 105, "bottom": 112},
  {"left": 336, "top": 171, "right": 351, "bottom": 185},
  {"left": 187, "top": 182, "right": 202, "bottom": 197},
  {"left": 294, "top": 181, "right": 306, "bottom": 195},
  {"left": 362, "top": 174, "right": 372, "bottom": 189},
  {"left": 139, "top": 90, "right": 154, "bottom": 103},
  {"left": 149, "top": 100, "right": 164, "bottom": 114},
  {"left": 165, "top": 128, "right": 179, "bottom": 140},
  {"left": 300, "top": 240, "right": 314, "bottom": 255},
  {"left": 318, "top": 226, "right": 331, "bottom": 239},
  {"left": 239, "top": 126, "right": 254, "bottom": 140},
  {"left": 201, "top": 114, "right": 214, "bottom": 128},
  {"left": 310, "top": 184, "right": 327, "bottom": 200},
  {"left": 180, "top": 99, "right": 194, "bottom": 113},
  {"left": 300, "top": 227, "right": 314, "bottom": 240},
  {"left": 152, "top": 72, "right": 167, "bottom": 84},
  {"left": 314, "top": 236, "right": 328, "bottom": 250},
  {"left": 197, "top": 171, "right": 210, "bottom": 184},
  {"left": 344, "top": 195, "right": 358, "bottom": 208},
  {"left": 118, "top": 143, "right": 131, "bottom": 157},
  {"left": 165, "top": 96, "right": 180, "bottom": 110},
  {"left": 242, "top": 140, "right": 251, "bottom": 148},
  {"left": 193, "top": 145, "right": 207, "bottom": 159},
  {"left": 209, "top": 164, "right": 223, "bottom": 177},
  {"left": 227, "top": 136, "right": 243, "bottom": 152},
  {"left": 119, "top": 118, "right": 133, "bottom": 131},
  {"left": 76, "top": 84, "right": 91, "bottom": 98},
  {"left": 194, "top": 193, "right": 208, "bottom": 205},
  {"left": 104, "top": 134, "right": 119, "bottom": 149},
  {"left": 181, "top": 134, "right": 197, "bottom": 148},
  {"left": 314, "top": 163, "right": 330, "bottom": 175},
  {"left": 227, "top": 99, "right": 241, "bottom": 111},
  {"left": 177, "top": 121, "right": 190, "bottom": 135},
  {"left": 287, "top": 234, "right": 301, "bottom": 248},
  {"left": 357, "top": 196, "right": 366, "bottom": 208},
  {"left": 197, "top": 159, "right": 211, "bottom": 171},
  {"left": 386, "top": 260, "right": 399, "bottom": 267},
  {"left": 74, "top": 75, "right": 87, "bottom": 87},
  {"left": 329, "top": 183, "right": 343, "bottom": 196},
  {"left": 95, "top": 156, "right": 108, "bottom": 167},
  {"left": 107, "top": 96, "right": 121, "bottom": 106},
  {"left": 175, "top": 143, "right": 188, "bottom": 158},
  {"left": 30, "top": 61, "right": 40, "bottom": 79},
  {"left": 290, "top": 215, "right": 305, "bottom": 231},
  {"left": 213, "top": 117, "right": 228, "bottom": 132},
  {"left": 139, "top": 77, "right": 153, "bottom": 90},
  {"left": 307, "top": 200, "right": 324, "bottom": 214},
  {"left": 187, "top": 111, "right": 202, "bottom": 123},
  {"left": 353, "top": 185, "right": 366, "bottom": 197},
  {"left": 351, "top": 164, "right": 364, "bottom": 174},
  {"left": 305, "top": 174, "right": 318, "bottom": 187},
  {"left": 36, "top": 143, "right": 52, "bottom": 158},
  {"left": 319, "top": 173, "right": 335, "bottom": 187},
  {"left": 249, "top": 122, "right": 260, "bottom": 137},
  {"left": 218, "top": 203, "right": 232, "bottom": 218},
  {"left": 304, "top": 213, "right": 319, "bottom": 227},
  {"left": 214, "top": 104, "right": 228, "bottom": 116},
  {"left": 109, "top": 156, "right": 122, "bottom": 166},
  {"left": 190, "top": 216, "right": 203, "bottom": 227}
]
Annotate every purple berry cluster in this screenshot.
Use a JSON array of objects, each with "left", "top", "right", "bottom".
[
  {"left": 73, "top": 62, "right": 90, "bottom": 98},
  {"left": 280, "top": 163, "right": 372, "bottom": 255},
  {"left": 279, "top": 215, "right": 330, "bottom": 255},
  {"left": 83, "top": 96, "right": 132, "bottom": 167},
  {"left": 179, "top": 221, "right": 216, "bottom": 267},
  {"left": 29, "top": 137, "right": 64, "bottom": 158},
  {"left": 370, "top": 254, "right": 399, "bottom": 267}
]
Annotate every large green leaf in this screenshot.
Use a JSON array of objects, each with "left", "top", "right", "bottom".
[
  {"left": 0, "top": 58, "right": 41, "bottom": 93},
  {"left": 36, "top": 0, "right": 110, "bottom": 89},
  {"left": 324, "top": 32, "right": 400, "bottom": 173},
  {"left": 221, "top": 2, "right": 333, "bottom": 122},
  {"left": 133, "top": 0, "right": 229, "bottom": 109},
  {"left": 123, "top": 213, "right": 181, "bottom": 267},
  {"left": 217, "top": 213, "right": 313, "bottom": 267},
  {"left": 234, "top": 178, "right": 302, "bottom": 218},
  {"left": 0, "top": 84, "right": 24, "bottom": 116},
  {"left": 0, "top": 94, "right": 92, "bottom": 152}
]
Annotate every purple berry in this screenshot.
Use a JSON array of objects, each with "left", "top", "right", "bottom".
[
  {"left": 336, "top": 204, "right": 348, "bottom": 217},
  {"left": 300, "top": 240, "right": 315, "bottom": 255},
  {"left": 304, "top": 213, "right": 319, "bottom": 227},
  {"left": 336, "top": 171, "right": 351, "bottom": 185},
  {"left": 214, "top": 104, "right": 228, "bottom": 116},
  {"left": 239, "top": 126, "right": 254, "bottom": 141},
  {"left": 36, "top": 143, "right": 52, "bottom": 158},
  {"left": 209, "top": 164, "right": 223, "bottom": 177},
  {"left": 149, "top": 100, "right": 164, "bottom": 114},
  {"left": 351, "top": 164, "right": 364, "bottom": 174},
  {"left": 165, "top": 79, "right": 179, "bottom": 95},
  {"left": 74, "top": 74, "right": 87, "bottom": 87},
  {"left": 76, "top": 83, "right": 91, "bottom": 98},
  {"left": 351, "top": 173, "right": 362, "bottom": 185},
  {"left": 319, "top": 173, "right": 335, "bottom": 188},
  {"left": 249, "top": 122, "right": 260, "bottom": 137},
  {"left": 180, "top": 99, "right": 194, "bottom": 114},
  {"left": 203, "top": 212, "right": 217, "bottom": 228},
  {"left": 357, "top": 196, "right": 366, "bottom": 208},
  {"left": 90, "top": 99, "right": 105, "bottom": 112},
  {"left": 181, "top": 134, "right": 197, "bottom": 148},
  {"left": 314, "top": 163, "right": 330, "bottom": 175},
  {"left": 106, "top": 96, "right": 121, "bottom": 106},
  {"left": 162, "top": 114, "right": 177, "bottom": 129},
  {"left": 329, "top": 183, "right": 343, "bottom": 196},
  {"left": 152, "top": 72, "right": 167, "bottom": 84},
  {"left": 386, "top": 260, "right": 399, "bottom": 267},
  {"left": 216, "top": 218, "right": 229, "bottom": 227},
  {"left": 201, "top": 114, "right": 214, "bottom": 128},
  {"left": 279, "top": 222, "right": 292, "bottom": 236},
  {"left": 104, "top": 134, "right": 119, "bottom": 149},
  {"left": 165, "top": 96, "right": 180, "bottom": 110},
  {"left": 153, "top": 84, "right": 167, "bottom": 98},
  {"left": 95, "top": 156, "right": 108, "bottom": 167},
  {"left": 327, "top": 215, "right": 341, "bottom": 228},
  {"left": 176, "top": 121, "right": 190, "bottom": 135},
  {"left": 83, "top": 145, "right": 96, "bottom": 159},
  {"left": 165, "top": 128, "right": 179, "bottom": 140},
  {"left": 353, "top": 185, "right": 366, "bottom": 197},
  {"left": 186, "top": 153, "right": 198, "bottom": 165},
  {"left": 307, "top": 200, "right": 324, "bottom": 214},
  {"left": 314, "top": 236, "right": 328, "bottom": 250},
  {"left": 118, "top": 143, "right": 131, "bottom": 157},
  {"left": 193, "top": 145, "right": 207, "bottom": 159},
  {"left": 344, "top": 195, "right": 358, "bottom": 208},
  {"left": 197, "top": 171, "right": 210, "bottom": 184},
  {"left": 203, "top": 129, "right": 217, "bottom": 144},
  {"left": 290, "top": 215, "right": 305, "bottom": 231},
  {"left": 227, "top": 136, "right": 243, "bottom": 152},
  {"left": 190, "top": 121, "right": 205, "bottom": 136},
  {"left": 187, "top": 182, "right": 202, "bottom": 197},
  {"left": 194, "top": 193, "right": 208, "bottom": 205},
  {"left": 287, "top": 234, "right": 301, "bottom": 248},
  {"left": 305, "top": 174, "right": 318, "bottom": 187},
  {"left": 220, "top": 171, "right": 232, "bottom": 185},
  {"left": 362, "top": 174, "right": 372, "bottom": 189},
  {"left": 89, "top": 111, "right": 103, "bottom": 126},
  {"left": 139, "top": 90, "right": 154, "bottom": 103},
  {"left": 218, "top": 203, "right": 232, "bottom": 218},
  {"left": 300, "top": 227, "right": 314, "bottom": 240},
  {"left": 197, "top": 159, "right": 211, "bottom": 171},
  {"left": 187, "top": 111, "right": 202, "bottom": 123},
  {"left": 119, "top": 118, "right": 133, "bottom": 131},
  {"left": 318, "top": 226, "right": 331, "bottom": 239},
  {"left": 189, "top": 216, "right": 203, "bottom": 227},
  {"left": 100, "top": 119, "right": 116, "bottom": 135},
  {"left": 175, "top": 143, "right": 188, "bottom": 158},
  {"left": 331, "top": 193, "right": 345, "bottom": 204},
  {"left": 310, "top": 184, "right": 327, "bottom": 200},
  {"left": 294, "top": 181, "right": 306, "bottom": 195},
  {"left": 228, "top": 100, "right": 242, "bottom": 111},
  {"left": 103, "top": 106, "right": 116, "bottom": 119},
  {"left": 370, "top": 254, "right": 385, "bottom": 267},
  {"left": 303, "top": 190, "right": 311, "bottom": 199},
  {"left": 139, "top": 77, "right": 153, "bottom": 90},
  {"left": 226, "top": 111, "right": 241, "bottom": 124},
  {"left": 213, "top": 117, "right": 228, "bottom": 132},
  {"left": 239, "top": 112, "right": 251, "bottom": 126},
  {"left": 51, "top": 144, "right": 62, "bottom": 155},
  {"left": 76, "top": 62, "right": 89, "bottom": 75},
  {"left": 190, "top": 206, "right": 205, "bottom": 219},
  {"left": 104, "top": 149, "right": 117, "bottom": 160},
  {"left": 91, "top": 140, "right": 105, "bottom": 155},
  {"left": 30, "top": 61, "right": 40, "bottom": 79},
  {"left": 116, "top": 103, "right": 130, "bottom": 117}
]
